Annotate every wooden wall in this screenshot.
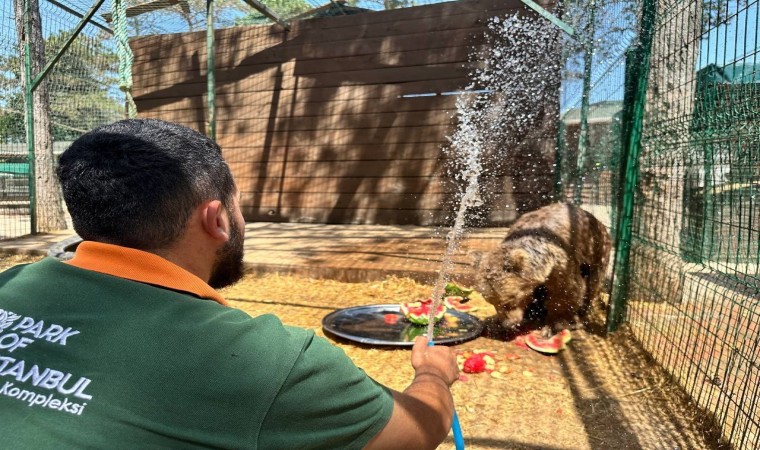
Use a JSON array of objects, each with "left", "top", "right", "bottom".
[{"left": 131, "top": 0, "right": 559, "bottom": 226}]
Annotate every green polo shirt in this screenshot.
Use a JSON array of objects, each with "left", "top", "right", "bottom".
[{"left": 0, "top": 243, "right": 393, "bottom": 449}]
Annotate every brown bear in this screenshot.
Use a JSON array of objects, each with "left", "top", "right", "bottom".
[{"left": 474, "top": 203, "right": 611, "bottom": 337}]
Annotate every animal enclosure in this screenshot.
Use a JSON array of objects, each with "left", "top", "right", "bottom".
[
  {"left": 130, "top": 0, "right": 560, "bottom": 226},
  {"left": 1, "top": 0, "right": 758, "bottom": 448}
]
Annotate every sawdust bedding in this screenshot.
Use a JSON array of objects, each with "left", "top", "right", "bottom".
[
  {"left": 0, "top": 254, "right": 725, "bottom": 449},
  {"left": 222, "top": 273, "right": 726, "bottom": 450}
]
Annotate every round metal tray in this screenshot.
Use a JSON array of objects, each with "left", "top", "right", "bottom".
[{"left": 322, "top": 304, "right": 483, "bottom": 346}]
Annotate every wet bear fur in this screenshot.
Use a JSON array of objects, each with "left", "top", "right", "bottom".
[{"left": 475, "top": 203, "right": 611, "bottom": 337}]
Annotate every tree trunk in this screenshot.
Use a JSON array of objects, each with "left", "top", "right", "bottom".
[
  {"left": 13, "top": 0, "right": 67, "bottom": 232},
  {"left": 638, "top": 0, "right": 702, "bottom": 247}
]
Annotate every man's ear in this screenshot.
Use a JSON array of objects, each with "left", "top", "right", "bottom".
[{"left": 201, "top": 200, "right": 230, "bottom": 241}]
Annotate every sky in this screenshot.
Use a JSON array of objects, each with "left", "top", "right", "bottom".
[
  {"left": 562, "top": 0, "right": 760, "bottom": 114},
  {"left": 3, "top": 0, "right": 759, "bottom": 115}
]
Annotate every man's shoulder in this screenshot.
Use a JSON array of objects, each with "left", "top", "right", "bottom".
[{"left": 0, "top": 257, "right": 60, "bottom": 281}]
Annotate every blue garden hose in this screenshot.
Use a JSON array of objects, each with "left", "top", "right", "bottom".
[{"left": 428, "top": 340, "right": 465, "bottom": 450}]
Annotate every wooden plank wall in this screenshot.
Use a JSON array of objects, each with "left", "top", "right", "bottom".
[{"left": 131, "top": 0, "right": 559, "bottom": 226}]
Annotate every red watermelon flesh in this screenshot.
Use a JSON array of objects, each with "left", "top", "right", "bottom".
[
  {"left": 525, "top": 332, "right": 566, "bottom": 354},
  {"left": 443, "top": 296, "right": 473, "bottom": 312},
  {"left": 400, "top": 299, "right": 446, "bottom": 325},
  {"left": 463, "top": 354, "right": 487, "bottom": 373}
]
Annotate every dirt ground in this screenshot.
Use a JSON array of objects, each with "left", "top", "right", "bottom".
[{"left": 1, "top": 254, "right": 728, "bottom": 449}]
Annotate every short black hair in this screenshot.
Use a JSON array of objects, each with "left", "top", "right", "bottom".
[{"left": 57, "top": 119, "right": 236, "bottom": 250}]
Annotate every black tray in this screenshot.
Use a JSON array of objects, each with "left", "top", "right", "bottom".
[{"left": 322, "top": 304, "right": 483, "bottom": 346}]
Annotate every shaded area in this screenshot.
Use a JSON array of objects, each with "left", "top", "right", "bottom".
[
  {"left": 220, "top": 273, "right": 728, "bottom": 450},
  {"left": 130, "top": 0, "right": 561, "bottom": 226}
]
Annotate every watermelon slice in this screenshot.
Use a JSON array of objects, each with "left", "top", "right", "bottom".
[
  {"left": 443, "top": 296, "right": 474, "bottom": 312},
  {"left": 400, "top": 299, "right": 446, "bottom": 325},
  {"left": 524, "top": 330, "right": 571, "bottom": 354},
  {"left": 445, "top": 282, "right": 474, "bottom": 298}
]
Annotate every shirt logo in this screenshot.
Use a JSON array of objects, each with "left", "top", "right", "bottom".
[
  {"left": 0, "top": 310, "right": 20, "bottom": 333},
  {"left": 0, "top": 309, "right": 92, "bottom": 415}
]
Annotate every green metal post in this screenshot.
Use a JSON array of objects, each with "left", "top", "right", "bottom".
[
  {"left": 206, "top": 0, "right": 216, "bottom": 139},
  {"left": 607, "top": 0, "right": 657, "bottom": 332},
  {"left": 702, "top": 143, "right": 714, "bottom": 260},
  {"left": 554, "top": 117, "right": 566, "bottom": 200},
  {"left": 611, "top": 48, "right": 638, "bottom": 236},
  {"left": 114, "top": 0, "right": 136, "bottom": 118},
  {"left": 573, "top": 0, "right": 596, "bottom": 205},
  {"left": 31, "top": 0, "right": 106, "bottom": 90},
  {"left": 23, "top": 0, "right": 37, "bottom": 234},
  {"left": 520, "top": 0, "right": 575, "bottom": 37}
]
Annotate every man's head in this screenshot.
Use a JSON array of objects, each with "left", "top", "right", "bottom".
[{"left": 58, "top": 119, "right": 244, "bottom": 287}]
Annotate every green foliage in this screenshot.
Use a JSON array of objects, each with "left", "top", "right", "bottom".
[
  {"left": 233, "top": 0, "right": 311, "bottom": 25},
  {"left": 382, "top": 0, "right": 414, "bottom": 9},
  {"left": 125, "top": 0, "right": 247, "bottom": 34},
  {"left": 0, "top": 29, "right": 122, "bottom": 143}
]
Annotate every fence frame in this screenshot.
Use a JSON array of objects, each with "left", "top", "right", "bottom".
[{"left": 606, "top": 0, "right": 656, "bottom": 331}]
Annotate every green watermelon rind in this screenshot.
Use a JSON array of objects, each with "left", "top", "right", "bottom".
[
  {"left": 400, "top": 300, "right": 446, "bottom": 326},
  {"left": 444, "top": 282, "right": 474, "bottom": 297}
]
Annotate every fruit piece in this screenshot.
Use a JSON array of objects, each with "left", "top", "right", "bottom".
[
  {"left": 558, "top": 329, "right": 572, "bottom": 345},
  {"left": 443, "top": 315, "right": 460, "bottom": 325},
  {"left": 524, "top": 332, "right": 565, "bottom": 354},
  {"left": 400, "top": 299, "right": 446, "bottom": 325},
  {"left": 443, "top": 296, "right": 475, "bottom": 312},
  {"left": 459, "top": 350, "right": 497, "bottom": 374},
  {"left": 463, "top": 354, "right": 487, "bottom": 373},
  {"left": 384, "top": 314, "right": 400, "bottom": 325},
  {"left": 445, "top": 282, "right": 474, "bottom": 297}
]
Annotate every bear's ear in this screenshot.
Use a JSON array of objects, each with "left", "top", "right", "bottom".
[
  {"left": 506, "top": 248, "right": 530, "bottom": 273},
  {"left": 531, "top": 263, "right": 553, "bottom": 283}
]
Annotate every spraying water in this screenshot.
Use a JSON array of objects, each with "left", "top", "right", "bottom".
[{"left": 426, "top": 14, "right": 562, "bottom": 339}]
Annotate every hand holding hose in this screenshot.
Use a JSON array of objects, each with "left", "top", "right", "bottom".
[{"left": 411, "top": 336, "right": 459, "bottom": 387}]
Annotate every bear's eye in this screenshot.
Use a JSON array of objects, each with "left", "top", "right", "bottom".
[{"left": 503, "top": 263, "right": 516, "bottom": 273}]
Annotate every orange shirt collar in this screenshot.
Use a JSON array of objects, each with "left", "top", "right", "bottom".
[{"left": 66, "top": 241, "right": 228, "bottom": 306}]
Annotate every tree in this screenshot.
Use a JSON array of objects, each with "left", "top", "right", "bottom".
[
  {"left": 233, "top": 0, "right": 310, "bottom": 25},
  {"left": 122, "top": 0, "right": 247, "bottom": 35},
  {"left": 12, "top": 0, "right": 67, "bottom": 232},
  {"left": 0, "top": 30, "right": 122, "bottom": 143}
]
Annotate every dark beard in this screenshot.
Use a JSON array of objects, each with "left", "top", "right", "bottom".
[{"left": 208, "top": 219, "right": 245, "bottom": 289}]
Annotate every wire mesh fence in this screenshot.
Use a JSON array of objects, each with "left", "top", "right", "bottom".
[
  {"left": 627, "top": 0, "right": 759, "bottom": 446},
  {"left": 1, "top": 0, "right": 759, "bottom": 446},
  {"left": 0, "top": 0, "right": 125, "bottom": 238},
  {"left": 557, "top": 0, "right": 760, "bottom": 447}
]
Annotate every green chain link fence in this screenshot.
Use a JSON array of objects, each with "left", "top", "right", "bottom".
[
  {"left": 559, "top": 0, "right": 760, "bottom": 447},
  {"left": 0, "top": 0, "right": 124, "bottom": 238},
  {"left": 0, "top": 0, "right": 424, "bottom": 241},
  {"left": 2, "top": 0, "right": 759, "bottom": 446}
]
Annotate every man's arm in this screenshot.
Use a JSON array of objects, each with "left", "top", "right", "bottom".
[{"left": 364, "top": 337, "right": 459, "bottom": 450}]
